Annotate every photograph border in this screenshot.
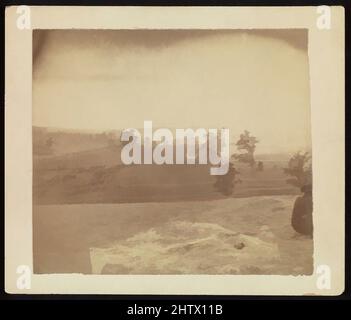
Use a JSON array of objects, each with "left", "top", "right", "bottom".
[{"left": 3, "top": 2, "right": 347, "bottom": 297}]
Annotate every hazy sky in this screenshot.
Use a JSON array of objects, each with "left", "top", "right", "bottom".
[{"left": 33, "top": 29, "right": 311, "bottom": 154}]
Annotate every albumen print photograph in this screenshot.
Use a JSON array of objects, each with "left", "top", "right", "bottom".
[
  {"left": 4, "top": 5, "right": 346, "bottom": 296},
  {"left": 32, "top": 29, "right": 314, "bottom": 275}
]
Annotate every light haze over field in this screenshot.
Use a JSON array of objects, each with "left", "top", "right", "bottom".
[{"left": 33, "top": 30, "right": 311, "bottom": 154}]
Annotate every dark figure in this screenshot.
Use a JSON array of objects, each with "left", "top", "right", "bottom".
[
  {"left": 291, "top": 184, "right": 313, "bottom": 236},
  {"left": 257, "top": 161, "right": 264, "bottom": 171},
  {"left": 214, "top": 162, "right": 239, "bottom": 196}
]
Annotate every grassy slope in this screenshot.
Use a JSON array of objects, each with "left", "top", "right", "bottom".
[{"left": 33, "top": 148, "right": 298, "bottom": 204}]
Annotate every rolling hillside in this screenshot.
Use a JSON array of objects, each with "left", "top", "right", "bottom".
[{"left": 33, "top": 127, "right": 299, "bottom": 204}]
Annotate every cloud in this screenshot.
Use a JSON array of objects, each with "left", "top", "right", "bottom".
[{"left": 33, "top": 29, "right": 311, "bottom": 154}]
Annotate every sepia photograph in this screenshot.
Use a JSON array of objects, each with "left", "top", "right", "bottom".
[
  {"left": 32, "top": 29, "right": 313, "bottom": 275},
  {"left": 4, "top": 6, "right": 345, "bottom": 295}
]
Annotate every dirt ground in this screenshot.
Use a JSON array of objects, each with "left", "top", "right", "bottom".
[{"left": 33, "top": 195, "right": 313, "bottom": 275}]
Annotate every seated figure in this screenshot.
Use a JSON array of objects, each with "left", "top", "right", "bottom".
[{"left": 291, "top": 184, "right": 313, "bottom": 236}]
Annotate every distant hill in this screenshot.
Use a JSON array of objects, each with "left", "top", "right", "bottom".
[
  {"left": 33, "top": 126, "right": 299, "bottom": 204},
  {"left": 34, "top": 145, "right": 123, "bottom": 170},
  {"left": 33, "top": 126, "right": 122, "bottom": 157},
  {"left": 255, "top": 153, "right": 292, "bottom": 162}
]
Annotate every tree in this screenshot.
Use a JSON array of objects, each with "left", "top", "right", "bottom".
[
  {"left": 284, "top": 151, "right": 312, "bottom": 188},
  {"left": 233, "top": 130, "right": 259, "bottom": 168},
  {"left": 45, "top": 137, "right": 54, "bottom": 149},
  {"left": 257, "top": 161, "right": 264, "bottom": 172},
  {"left": 213, "top": 162, "right": 241, "bottom": 196}
]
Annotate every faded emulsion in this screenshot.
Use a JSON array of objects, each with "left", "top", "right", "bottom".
[
  {"left": 32, "top": 29, "right": 313, "bottom": 275},
  {"left": 120, "top": 121, "right": 230, "bottom": 175}
]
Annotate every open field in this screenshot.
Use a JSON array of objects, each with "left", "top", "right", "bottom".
[
  {"left": 33, "top": 128, "right": 312, "bottom": 275},
  {"left": 33, "top": 195, "right": 313, "bottom": 275},
  {"left": 33, "top": 155, "right": 298, "bottom": 204},
  {"left": 33, "top": 127, "right": 300, "bottom": 204}
]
